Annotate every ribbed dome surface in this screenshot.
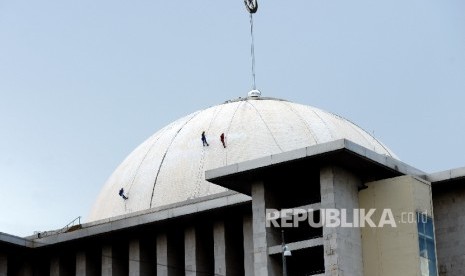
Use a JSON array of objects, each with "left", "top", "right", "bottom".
[{"left": 88, "top": 97, "right": 396, "bottom": 221}]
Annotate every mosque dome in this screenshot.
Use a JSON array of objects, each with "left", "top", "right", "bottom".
[{"left": 88, "top": 96, "right": 396, "bottom": 221}]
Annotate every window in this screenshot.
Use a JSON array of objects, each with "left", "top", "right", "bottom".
[{"left": 417, "top": 213, "right": 437, "bottom": 276}]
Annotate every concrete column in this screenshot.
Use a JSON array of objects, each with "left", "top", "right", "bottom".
[
  {"left": 243, "top": 214, "right": 254, "bottom": 276},
  {"left": 76, "top": 252, "right": 86, "bottom": 276},
  {"left": 101, "top": 244, "right": 127, "bottom": 276},
  {"left": 184, "top": 227, "right": 197, "bottom": 276},
  {"left": 0, "top": 253, "right": 7, "bottom": 276},
  {"left": 128, "top": 238, "right": 156, "bottom": 275},
  {"left": 213, "top": 221, "right": 227, "bottom": 276},
  {"left": 251, "top": 181, "right": 278, "bottom": 276},
  {"left": 320, "top": 166, "right": 363, "bottom": 276},
  {"left": 129, "top": 239, "right": 141, "bottom": 276},
  {"left": 433, "top": 181, "right": 465, "bottom": 276},
  {"left": 76, "top": 250, "right": 99, "bottom": 276},
  {"left": 50, "top": 254, "right": 75, "bottom": 276},
  {"left": 50, "top": 256, "right": 60, "bottom": 276},
  {"left": 101, "top": 245, "right": 112, "bottom": 276},
  {"left": 157, "top": 233, "right": 169, "bottom": 276},
  {"left": 185, "top": 225, "right": 214, "bottom": 276}
]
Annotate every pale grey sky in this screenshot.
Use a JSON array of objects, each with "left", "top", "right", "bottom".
[{"left": 1, "top": 0, "right": 464, "bottom": 237}]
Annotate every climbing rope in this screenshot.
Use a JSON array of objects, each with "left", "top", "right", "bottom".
[{"left": 192, "top": 106, "right": 224, "bottom": 198}]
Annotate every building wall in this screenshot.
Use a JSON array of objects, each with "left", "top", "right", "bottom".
[
  {"left": 359, "top": 175, "right": 434, "bottom": 276},
  {"left": 320, "top": 166, "right": 364, "bottom": 276},
  {"left": 3, "top": 148, "right": 455, "bottom": 276},
  {"left": 433, "top": 182, "right": 465, "bottom": 276}
]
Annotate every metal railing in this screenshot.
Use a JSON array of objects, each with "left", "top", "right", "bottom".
[{"left": 35, "top": 216, "right": 82, "bottom": 239}]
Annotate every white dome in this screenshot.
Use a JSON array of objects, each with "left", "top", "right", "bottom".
[{"left": 88, "top": 97, "right": 396, "bottom": 221}]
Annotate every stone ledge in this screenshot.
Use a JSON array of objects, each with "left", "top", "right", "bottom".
[
  {"left": 29, "top": 192, "right": 251, "bottom": 247},
  {"left": 268, "top": 237, "right": 323, "bottom": 255},
  {"left": 207, "top": 139, "right": 425, "bottom": 183},
  {"left": 428, "top": 166, "right": 465, "bottom": 184}
]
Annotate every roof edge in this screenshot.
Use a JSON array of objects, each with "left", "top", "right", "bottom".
[
  {"left": 206, "top": 139, "right": 425, "bottom": 183},
  {"left": 427, "top": 167, "right": 465, "bottom": 184}
]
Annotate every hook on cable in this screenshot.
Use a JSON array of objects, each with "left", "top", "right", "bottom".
[{"left": 244, "top": 0, "right": 258, "bottom": 14}]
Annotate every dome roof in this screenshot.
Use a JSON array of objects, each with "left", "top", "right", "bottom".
[{"left": 88, "top": 97, "right": 396, "bottom": 221}]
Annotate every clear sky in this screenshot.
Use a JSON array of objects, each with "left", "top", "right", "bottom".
[{"left": 1, "top": 0, "right": 464, "bottom": 237}]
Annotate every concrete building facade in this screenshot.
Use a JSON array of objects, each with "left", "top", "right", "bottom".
[{"left": 1, "top": 97, "right": 463, "bottom": 275}]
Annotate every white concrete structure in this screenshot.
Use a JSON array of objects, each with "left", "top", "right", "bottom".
[
  {"left": 89, "top": 97, "right": 396, "bottom": 221},
  {"left": 4, "top": 96, "right": 464, "bottom": 276}
]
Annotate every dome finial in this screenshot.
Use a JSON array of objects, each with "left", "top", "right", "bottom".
[{"left": 248, "top": 89, "right": 261, "bottom": 97}]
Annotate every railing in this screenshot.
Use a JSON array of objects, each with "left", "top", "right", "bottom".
[{"left": 35, "top": 216, "right": 82, "bottom": 238}]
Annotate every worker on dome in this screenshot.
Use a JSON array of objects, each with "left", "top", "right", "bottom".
[
  {"left": 118, "top": 188, "right": 128, "bottom": 200},
  {"left": 220, "top": 133, "right": 226, "bottom": 148},
  {"left": 201, "top": 131, "right": 209, "bottom": 147}
]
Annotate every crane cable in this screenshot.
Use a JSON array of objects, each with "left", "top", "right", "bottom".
[
  {"left": 244, "top": 0, "right": 258, "bottom": 91},
  {"left": 250, "top": 13, "right": 256, "bottom": 90}
]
